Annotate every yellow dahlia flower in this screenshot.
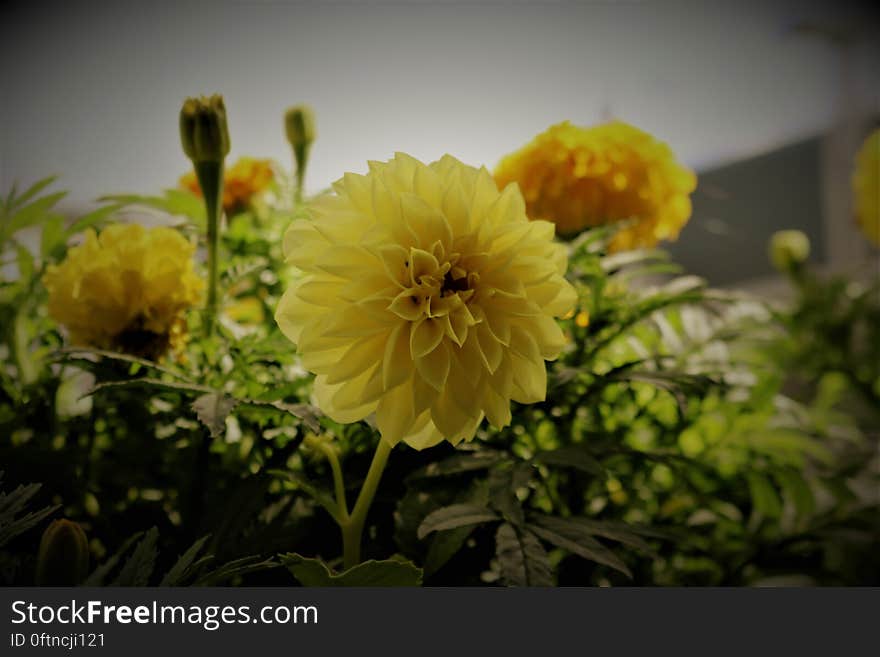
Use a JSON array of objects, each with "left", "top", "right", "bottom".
[
  {"left": 852, "top": 128, "right": 879, "bottom": 248},
  {"left": 494, "top": 121, "right": 697, "bottom": 251},
  {"left": 43, "top": 224, "right": 203, "bottom": 359},
  {"left": 275, "top": 153, "right": 576, "bottom": 449},
  {"left": 181, "top": 156, "right": 274, "bottom": 215}
]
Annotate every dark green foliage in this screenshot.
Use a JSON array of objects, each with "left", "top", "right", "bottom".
[{"left": 2, "top": 178, "right": 877, "bottom": 586}]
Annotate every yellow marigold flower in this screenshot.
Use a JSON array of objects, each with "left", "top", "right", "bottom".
[
  {"left": 43, "top": 224, "right": 203, "bottom": 360},
  {"left": 180, "top": 157, "right": 274, "bottom": 215},
  {"left": 225, "top": 295, "right": 266, "bottom": 325},
  {"left": 275, "top": 153, "right": 576, "bottom": 449},
  {"left": 852, "top": 128, "right": 879, "bottom": 248},
  {"left": 494, "top": 121, "right": 697, "bottom": 251}
]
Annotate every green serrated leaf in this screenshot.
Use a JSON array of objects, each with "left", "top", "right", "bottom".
[
  {"left": 534, "top": 446, "right": 606, "bottom": 478},
  {"left": 240, "top": 399, "right": 322, "bottom": 433},
  {"left": 112, "top": 527, "right": 159, "bottom": 586},
  {"left": 424, "top": 525, "right": 476, "bottom": 577},
  {"left": 417, "top": 504, "right": 499, "bottom": 540},
  {"left": 194, "top": 555, "right": 278, "bottom": 586},
  {"left": 82, "top": 377, "right": 214, "bottom": 401},
  {"left": 0, "top": 479, "right": 59, "bottom": 548},
  {"left": 494, "top": 523, "right": 553, "bottom": 587},
  {"left": 280, "top": 553, "right": 423, "bottom": 587},
  {"left": 84, "top": 532, "right": 144, "bottom": 586},
  {"left": 528, "top": 515, "right": 633, "bottom": 578},
  {"left": 406, "top": 450, "right": 505, "bottom": 481},
  {"left": 54, "top": 347, "right": 193, "bottom": 382},
  {"left": 160, "top": 535, "right": 212, "bottom": 586},
  {"left": 192, "top": 393, "right": 238, "bottom": 438},
  {"left": 488, "top": 465, "right": 528, "bottom": 526}
]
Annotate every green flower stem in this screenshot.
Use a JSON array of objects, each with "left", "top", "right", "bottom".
[
  {"left": 293, "top": 147, "right": 309, "bottom": 205},
  {"left": 340, "top": 439, "right": 393, "bottom": 569},
  {"left": 12, "top": 310, "right": 37, "bottom": 386},
  {"left": 305, "top": 435, "right": 349, "bottom": 521},
  {"left": 195, "top": 161, "right": 224, "bottom": 336}
]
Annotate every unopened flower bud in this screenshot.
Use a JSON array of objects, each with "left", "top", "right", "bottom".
[
  {"left": 180, "top": 95, "right": 231, "bottom": 164},
  {"left": 36, "top": 519, "right": 89, "bottom": 586},
  {"left": 285, "top": 104, "right": 316, "bottom": 150},
  {"left": 285, "top": 105, "right": 316, "bottom": 202},
  {"left": 769, "top": 230, "right": 810, "bottom": 272}
]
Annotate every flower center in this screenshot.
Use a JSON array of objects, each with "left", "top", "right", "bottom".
[
  {"left": 112, "top": 315, "right": 171, "bottom": 361},
  {"left": 441, "top": 267, "right": 470, "bottom": 297}
]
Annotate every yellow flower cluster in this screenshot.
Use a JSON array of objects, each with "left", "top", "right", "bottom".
[
  {"left": 43, "top": 224, "right": 203, "bottom": 360},
  {"left": 852, "top": 128, "right": 879, "bottom": 248},
  {"left": 494, "top": 121, "right": 697, "bottom": 251},
  {"left": 275, "top": 153, "right": 576, "bottom": 449},
  {"left": 181, "top": 157, "right": 274, "bottom": 215}
]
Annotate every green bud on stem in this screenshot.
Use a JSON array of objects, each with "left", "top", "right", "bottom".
[
  {"left": 769, "top": 229, "right": 810, "bottom": 273},
  {"left": 180, "top": 94, "right": 230, "bottom": 336},
  {"left": 284, "top": 104, "right": 316, "bottom": 203},
  {"left": 180, "top": 95, "right": 230, "bottom": 164},
  {"left": 36, "top": 519, "right": 89, "bottom": 586}
]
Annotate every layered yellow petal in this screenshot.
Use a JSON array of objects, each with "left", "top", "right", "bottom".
[
  {"left": 43, "top": 224, "right": 203, "bottom": 360},
  {"left": 275, "top": 153, "right": 575, "bottom": 449}
]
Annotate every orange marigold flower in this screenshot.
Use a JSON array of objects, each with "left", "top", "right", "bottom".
[
  {"left": 852, "top": 128, "right": 879, "bottom": 248},
  {"left": 494, "top": 121, "right": 697, "bottom": 251},
  {"left": 181, "top": 157, "right": 274, "bottom": 215}
]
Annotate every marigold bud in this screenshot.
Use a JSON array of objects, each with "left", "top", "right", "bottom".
[
  {"left": 284, "top": 104, "right": 316, "bottom": 150},
  {"left": 769, "top": 230, "right": 810, "bottom": 272},
  {"left": 285, "top": 105, "right": 316, "bottom": 202},
  {"left": 36, "top": 519, "right": 89, "bottom": 586},
  {"left": 180, "top": 95, "right": 231, "bottom": 163}
]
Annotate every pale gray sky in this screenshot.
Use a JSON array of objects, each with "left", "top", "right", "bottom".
[{"left": 2, "top": 1, "right": 878, "bottom": 210}]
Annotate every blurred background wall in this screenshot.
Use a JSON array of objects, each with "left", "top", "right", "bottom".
[{"left": 2, "top": 0, "right": 878, "bottom": 286}]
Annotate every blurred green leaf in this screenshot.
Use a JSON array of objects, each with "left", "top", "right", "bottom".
[
  {"left": 159, "top": 535, "right": 213, "bottom": 586},
  {"left": 534, "top": 446, "right": 606, "bottom": 478},
  {"left": 112, "top": 527, "right": 159, "bottom": 586},
  {"left": 746, "top": 472, "right": 783, "bottom": 519},
  {"left": 281, "top": 553, "right": 422, "bottom": 586}
]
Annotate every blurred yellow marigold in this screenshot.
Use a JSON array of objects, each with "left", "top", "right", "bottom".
[
  {"left": 275, "top": 153, "right": 576, "bottom": 449},
  {"left": 225, "top": 295, "right": 266, "bottom": 325},
  {"left": 43, "top": 224, "right": 203, "bottom": 360},
  {"left": 852, "top": 128, "right": 879, "bottom": 248},
  {"left": 494, "top": 121, "right": 697, "bottom": 251},
  {"left": 181, "top": 157, "right": 274, "bottom": 215}
]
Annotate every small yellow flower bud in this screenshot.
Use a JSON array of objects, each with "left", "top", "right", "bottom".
[
  {"left": 36, "top": 519, "right": 89, "bottom": 586},
  {"left": 285, "top": 104, "right": 316, "bottom": 150},
  {"left": 769, "top": 230, "right": 810, "bottom": 272},
  {"left": 180, "top": 94, "right": 231, "bottom": 164},
  {"left": 575, "top": 311, "right": 590, "bottom": 328}
]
